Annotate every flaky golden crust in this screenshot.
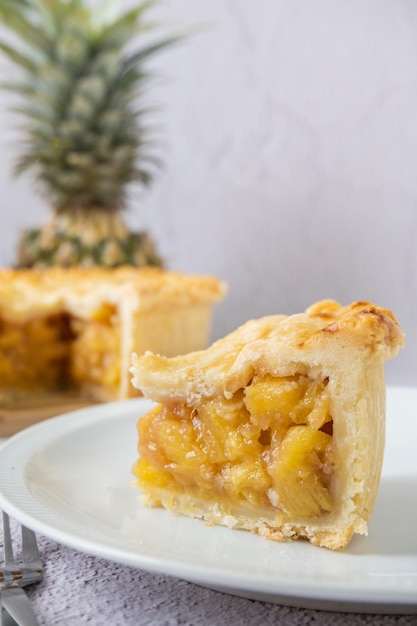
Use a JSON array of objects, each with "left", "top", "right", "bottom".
[
  {"left": 0, "top": 266, "right": 226, "bottom": 320},
  {"left": 131, "top": 300, "right": 404, "bottom": 403},
  {"left": 131, "top": 300, "right": 404, "bottom": 550}
]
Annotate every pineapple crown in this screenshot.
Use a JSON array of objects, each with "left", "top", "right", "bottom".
[{"left": 0, "top": 0, "right": 182, "bottom": 213}]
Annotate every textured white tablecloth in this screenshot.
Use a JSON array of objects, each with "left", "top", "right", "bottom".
[
  {"left": 11, "top": 528, "right": 417, "bottom": 626},
  {"left": 1, "top": 438, "right": 416, "bottom": 626}
]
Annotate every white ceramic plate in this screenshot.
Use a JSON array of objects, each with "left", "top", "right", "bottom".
[{"left": 0, "top": 386, "right": 416, "bottom": 613}]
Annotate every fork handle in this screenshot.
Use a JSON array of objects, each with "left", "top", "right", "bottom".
[
  {"left": 2, "top": 606, "right": 19, "bottom": 626},
  {"left": 1, "top": 588, "right": 40, "bottom": 626}
]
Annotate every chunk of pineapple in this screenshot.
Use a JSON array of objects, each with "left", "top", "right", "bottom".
[
  {"left": 0, "top": 315, "right": 70, "bottom": 390},
  {"left": 269, "top": 425, "right": 333, "bottom": 517},
  {"left": 244, "top": 375, "right": 306, "bottom": 441},
  {"left": 133, "top": 457, "right": 173, "bottom": 491},
  {"left": 69, "top": 314, "right": 121, "bottom": 393}
]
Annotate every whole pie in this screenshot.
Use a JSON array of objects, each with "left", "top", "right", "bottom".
[
  {"left": 0, "top": 266, "right": 226, "bottom": 409},
  {"left": 131, "top": 300, "right": 404, "bottom": 550}
]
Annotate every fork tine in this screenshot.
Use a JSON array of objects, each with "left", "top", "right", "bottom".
[
  {"left": 2, "top": 512, "right": 15, "bottom": 567},
  {"left": 21, "top": 527, "right": 41, "bottom": 571}
]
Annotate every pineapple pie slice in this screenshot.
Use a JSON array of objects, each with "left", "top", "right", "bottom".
[{"left": 131, "top": 300, "right": 404, "bottom": 550}]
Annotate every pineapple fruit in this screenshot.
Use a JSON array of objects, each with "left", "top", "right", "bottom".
[{"left": 0, "top": 0, "right": 180, "bottom": 268}]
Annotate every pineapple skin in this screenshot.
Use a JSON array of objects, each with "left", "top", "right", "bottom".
[{"left": 17, "top": 213, "right": 163, "bottom": 269}]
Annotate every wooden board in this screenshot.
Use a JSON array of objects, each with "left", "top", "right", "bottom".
[{"left": 0, "top": 394, "right": 97, "bottom": 437}]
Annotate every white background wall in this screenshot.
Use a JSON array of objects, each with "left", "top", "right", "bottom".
[{"left": 0, "top": 0, "right": 416, "bottom": 386}]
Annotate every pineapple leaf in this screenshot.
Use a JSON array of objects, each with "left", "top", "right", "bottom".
[
  {"left": 37, "top": 0, "right": 85, "bottom": 37},
  {"left": 14, "top": 152, "right": 40, "bottom": 177},
  {"left": 94, "top": 1, "right": 157, "bottom": 48},
  {"left": 122, "top": 35, "right": 183, "bottom": 72},
  {"left": 0, "top": 41, "right": 38, "bottom": 73},
  {"left": 108, "top": 67, "right": 151, "bottom": 102},
  {"left": 0, "top": 7, "right": 52, "bottom": 57},
  {"left": 0, "top": 0, "right": 32, "bottom": 14},
  {"left": 0, "top": 80, "right": 32, "bottom": 94},
  {"left": 10, "top": 103, "right": 57, "bottom": 124},
  {"left": 0, "top": 0, "right": 188, "bottom": 215}
]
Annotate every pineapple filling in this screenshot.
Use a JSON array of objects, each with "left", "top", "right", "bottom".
[
  {"left": 0, "top": 304, "right": 120, "bottom": 397},
  {"left": 135, "top": 374, "right": 335, "bottom": 519},
  {"left": 69, "top": 304, "right": 121, "bottom": 394},
  {"left": 0, "top": 314, "right": 71, "bottom": 392}
]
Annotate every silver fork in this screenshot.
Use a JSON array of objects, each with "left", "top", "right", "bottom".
[{"left": 1, "top": 511, "right": 43, "bottom": 626}]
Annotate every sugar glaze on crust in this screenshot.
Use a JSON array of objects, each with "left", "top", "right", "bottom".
[{"left": 131, "top": 300, "right": 404, "bottom": 550}]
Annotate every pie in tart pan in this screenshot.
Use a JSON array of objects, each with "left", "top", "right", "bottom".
[
  {"left": 0, "top": 266, "right": 226, "bottom": 434},
  {"left": 131, "top": 300, "right": 404, "bottom": 550}
]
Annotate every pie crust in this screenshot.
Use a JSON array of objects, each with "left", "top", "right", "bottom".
[
  {"left": 0, "top": 266, "right": 226, "bottom": 409},
  {"left": 131, "top": 300, "right": 404, "bottom": 550}
]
